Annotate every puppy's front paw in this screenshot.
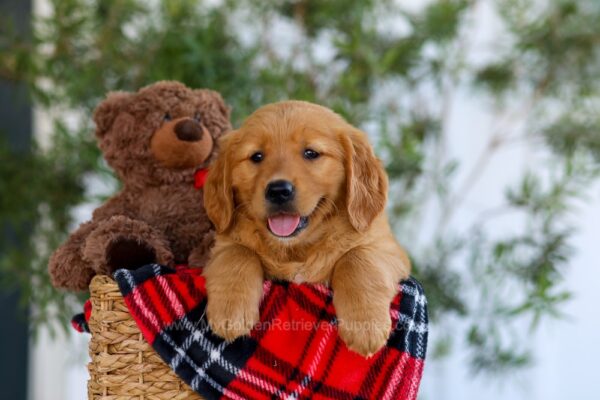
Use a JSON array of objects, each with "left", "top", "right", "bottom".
[
  {"left": 206, "top": 296, "right": 260, "bottom": 341},
  {"left": 337, "top": 311, "right": 391, "bottom": 357}
]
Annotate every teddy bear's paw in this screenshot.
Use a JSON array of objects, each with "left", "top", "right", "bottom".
[
  {"left": 206, "top": 296, "right": 260, "bottom": 341},
  {"left": 336, "top": 309, "right": 391, "bottom": 357},
  {"left": 83, "top": 216, "right": 173, "bottom": 274}
]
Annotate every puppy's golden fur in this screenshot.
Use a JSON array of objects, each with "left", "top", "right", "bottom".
[{"left": 203, "top": 101, "right": 410, "bottom": 356}]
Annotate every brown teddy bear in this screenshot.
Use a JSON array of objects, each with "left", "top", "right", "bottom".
[{"left": 49, "top": 81, "right": 231, "bottom": 291}]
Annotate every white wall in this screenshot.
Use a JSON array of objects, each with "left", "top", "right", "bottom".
[
  {"left": 28, "top": 327, "right": 88, "bottom": 400},
  {"left": 417, "top": 80, "right": 600, "bottom": 400}
]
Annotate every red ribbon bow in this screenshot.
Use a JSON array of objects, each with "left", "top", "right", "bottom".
[{"left": 194, "top": 168, "right": 209, "bottom": 189}]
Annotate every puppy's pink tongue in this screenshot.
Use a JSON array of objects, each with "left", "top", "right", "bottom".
[{"left": 268, "top": 214, "right": 300, "bottom": 237}]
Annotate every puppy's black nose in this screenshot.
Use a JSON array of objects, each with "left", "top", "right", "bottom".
[
  {"left": 174, "top": 119, "right": 203, "bottom": 142},
  {"left": 265, "top": 180, "right": 295, "bottom": 204}
]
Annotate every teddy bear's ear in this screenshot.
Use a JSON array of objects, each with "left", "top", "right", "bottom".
[
  {"left": 93, "top": 91, "right": 133, "bottom": 138},
  {"left": 210, "top": 91, "right": 231, "bottom": 121},
  {"left": 194, "top": 89, "right": 231, "bottom": 121}
]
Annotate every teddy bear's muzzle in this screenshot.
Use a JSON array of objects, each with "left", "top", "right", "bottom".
[{"left": 151, "top": 117, "right": 214, "bottom": 169}]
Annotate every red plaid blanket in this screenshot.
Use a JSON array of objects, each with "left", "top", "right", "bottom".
[{"left": 111, "top": 264, "right": 428, "bottom": 400}]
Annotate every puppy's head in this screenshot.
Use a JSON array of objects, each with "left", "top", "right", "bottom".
[{"left": 204, "top": 101, "right": 387, "bottom": 244}]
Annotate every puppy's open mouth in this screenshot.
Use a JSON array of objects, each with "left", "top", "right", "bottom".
[{"left": 267, "top": 214, "right": 309, "bottom": 238}]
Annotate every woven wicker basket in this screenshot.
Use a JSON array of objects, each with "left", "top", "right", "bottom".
[{"left": 88, "top": 275, "right": 203, "bottom": 400}]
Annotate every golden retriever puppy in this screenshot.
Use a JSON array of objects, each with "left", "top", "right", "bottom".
[{"left": 203, "top": 101, "right": 411, "bottom": 356}]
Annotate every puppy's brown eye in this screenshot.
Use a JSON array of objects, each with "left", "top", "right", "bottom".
[
  {"left": 164, "top": 113, "right": 172, "bottom": 121},
  {"left": 303, "top": 149, "right": 320, "bottom": 160},
  {"left": 250, "top": 152, "right": 264, "bottom": 163}
]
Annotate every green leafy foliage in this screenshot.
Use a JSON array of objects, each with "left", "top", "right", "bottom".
[
  {"left": 0, "top": 130, "right": 97, "bottom": 332},
  {"left": 1, "top": 0, "right": 599, "bottom": 374},
  {"left": 475, "top": 62, "right": 515, "bottom": 94}
]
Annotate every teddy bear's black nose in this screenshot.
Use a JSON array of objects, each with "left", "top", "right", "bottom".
[{"left": 174, "top": 119, "right": 203, "bottom": 142}]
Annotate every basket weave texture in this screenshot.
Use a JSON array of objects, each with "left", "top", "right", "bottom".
[{"left": 87, "top": 275, "right": 203, "bottom": 400}]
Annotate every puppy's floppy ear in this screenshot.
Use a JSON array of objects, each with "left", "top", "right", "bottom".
[
  {"left": 340, "top": 127, "right": 388, "bottom": 232},
  {"left": 204, "top": 132, "right": 235, "bottom": 233},
  {"left": 93, "top": 91, "right": 132, "bottom": 138}
]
